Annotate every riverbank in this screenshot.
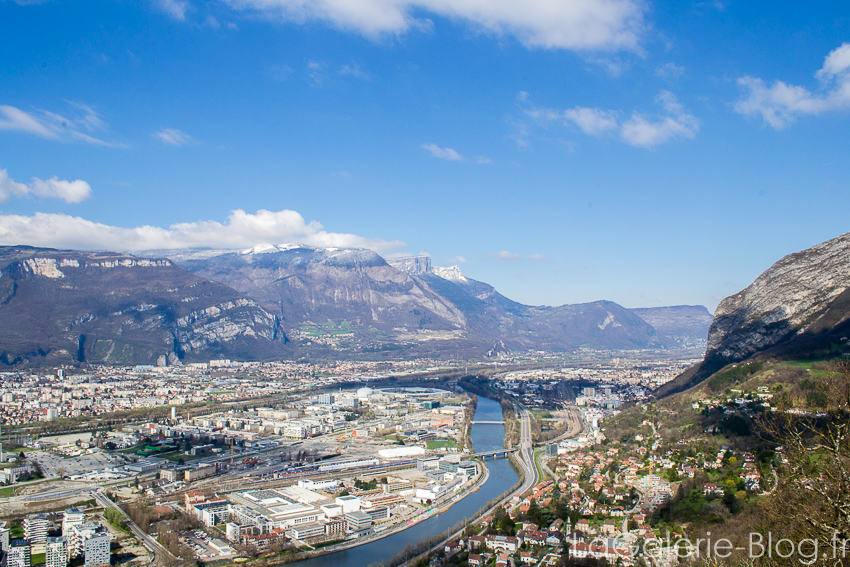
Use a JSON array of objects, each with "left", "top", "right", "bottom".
[
  {"left": 274, "top": 462, "right": 492, "bottom": 565},
  {"left": 286, "top": 395, "right": 519, "bottom": 567}
]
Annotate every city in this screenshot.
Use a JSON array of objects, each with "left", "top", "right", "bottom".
[{"left": 0, "top": 354, "right": 708, "bottom": 567}]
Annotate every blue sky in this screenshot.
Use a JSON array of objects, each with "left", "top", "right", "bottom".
[{"left": 1, "top": 0, "right": 849, "bottom": 311}]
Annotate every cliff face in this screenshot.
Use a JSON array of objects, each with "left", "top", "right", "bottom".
[
  {"left": 0, "top": 247, "right": 284, "bottom": 366},
  {"left": 706, "top": 232, "right": 850, "bottom": 365},
  {"left": 656, "top": 232, "right": 850, "bottom": 397}
]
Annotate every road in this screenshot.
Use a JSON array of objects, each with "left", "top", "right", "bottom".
[
  {"left": 92, "top": 490, "right": 176, "bottom": 564},
  {"left": 512, "top": 403, "right": 539, "bottom": 498}
]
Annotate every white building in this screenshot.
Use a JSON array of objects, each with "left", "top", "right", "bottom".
[
  {"left": 23, "top": 514, "right": 50, "bottom": 544},
  {"left": 83, "top": 532, "right": 110, "bottom": 567},
  {"left": 344, "top": 511, "right": 372, "bottom": 535},
  {"left": 62, "top": 508, "right": 86, "bottom": 536},
  {"left": 46, "top": 536, "right": 68, "bottom": 567},
  {"left": 0, "top": 521, "right": 10, "bottom": 552},
  {"left": 7, "top": 539, "right": 32, "bottom": 567},
  {"left": 334, "top": 495, "right": 361, "bottom": 514},
  {"left": 69, "top": 523, "right": 101, "bottom": 558}
]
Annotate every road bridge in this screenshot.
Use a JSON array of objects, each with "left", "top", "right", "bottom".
[{"left": 471, "top": 448, "right": 518, "bottom": 459}]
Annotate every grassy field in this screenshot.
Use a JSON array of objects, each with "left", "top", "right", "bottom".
[
  {"left": 425, "top": 439, "right": 457, "bottom": 450},
  {"left": 301, "top": 320, "right": 354, "bottom": 336},
  {"left": 31, "top": 553, "right": 45, "bottom": 566}
]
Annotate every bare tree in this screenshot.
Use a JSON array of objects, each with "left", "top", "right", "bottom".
[{"left": 756, "top": 362, "right": 850, "bottom": 565}]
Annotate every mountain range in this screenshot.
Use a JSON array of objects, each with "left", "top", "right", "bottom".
[{"left": 0, "top": 244, "right": 712, "bottom": 366}]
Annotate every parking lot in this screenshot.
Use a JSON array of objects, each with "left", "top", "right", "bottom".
[
  {"left": 180, "top": 530, "right": 233, "bottom": 561},
  {"left": 31, "top": 450, "right": 126, "bottom": 478}
]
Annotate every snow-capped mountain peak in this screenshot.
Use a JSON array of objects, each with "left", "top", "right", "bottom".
[{"left": 432, "top": 265, "right": 468, "bottom": 284}]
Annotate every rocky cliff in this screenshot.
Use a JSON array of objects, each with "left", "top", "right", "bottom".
[
  {"left": 0, "top": 246, "right": 284, "bottom": 366},
  {"left": 705, "top": 232, "right": 850, "bottom": 364},
  {"left": 656, "top": 232, "right": 850, "bottom": 397}
]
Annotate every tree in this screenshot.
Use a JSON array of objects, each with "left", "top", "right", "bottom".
[{"left": 757, "top": 363, "right": 850, "bottom": 564}]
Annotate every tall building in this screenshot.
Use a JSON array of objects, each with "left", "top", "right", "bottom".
[
  {"left": 62, "top": 509, "right": 85, "bottom": 537},
  {"left": 0, "top": 521, "right": 10, "bottom": 552},
  {"left": 45, "top": 536, "right": 68, "bottom": 567},
  {"left": 23, "top": 515, "right": 49, "bottom": 544},
  {"left": 6, "top": 540, "right": 31, "bottom": 567},
  {"left": 82, "top": 533, "right": 110, "bottom": 567},
  {"left": 68, "top": 524, "right": 100, "bottom": 558}
]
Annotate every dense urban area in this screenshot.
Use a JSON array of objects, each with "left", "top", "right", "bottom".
[{"left": 0, "top": 351, "right": 745, "bottom": 567}]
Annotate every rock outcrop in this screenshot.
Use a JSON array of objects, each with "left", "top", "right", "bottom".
[
  {"left": 656, "top": 232, "right": 850, "bottom": 397},
  {"left": 706, "top": 232, "right": 850, "bottom": 365}
]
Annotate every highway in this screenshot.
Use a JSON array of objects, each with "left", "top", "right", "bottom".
[{"left": 512, "top": 403, "right": 539, "bottom": 498}]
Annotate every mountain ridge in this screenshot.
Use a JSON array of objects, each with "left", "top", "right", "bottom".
[{"left": 0, "top": 244, "right": 712, "bottom": 366}]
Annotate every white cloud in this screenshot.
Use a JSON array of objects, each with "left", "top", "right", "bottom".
[
  {"left": 620, "top": 114, "right": 697, "bottom": 147},
  {"left": 563, "top": 107, "right": 619, "bottom": 136},
  {"left": 0, "top": 168, "right": 92, "bottom": 204},
  {"left": 421, "top": 143, "right": 463, "bottom": 161},
  {"left": 587, "top": 56, "right": 628, "bottom": 77},
  {"left": 735, "top": 43, "right": 850, "bottom": 129},
  {"left": 475, "top": 156, "right": 492, "bottom": 164},
  {"left": 0, "top": 208, "right": 405, "bottom": 253},
  {"left": 152, "top": 127, "right": 197, "bottom": 146},
  {"left": 488, "top": 250, "right": 519, "bottom": 260},
  {"left": 620, "top": 91, "right": 699, "bottom": 148},
  {"left": 525, "top": 90, "right": 699, "bottom": 148},
  {"left": 529, "top": 253, "right": 547, "bottom": 261},
  {"left": 0, "top": 105, "right": 56, "bottom": 138},
  {"left": 449, "top": 255, "right": 468, "bottom": 263},
  {"left": 0, "top": 102, "right": 122, "bottom": 147},
  {"left": 153, "top": 0, "right": 190, "bottom": 20},
  {"left": 222, "top": 0, "right": 645, "bottom": 51},
  {"left": 307, "top": 60, "right": 327, "bottom": 85},
  {"left": 268, "top": 64, "right": 293, "bottom": 81}
]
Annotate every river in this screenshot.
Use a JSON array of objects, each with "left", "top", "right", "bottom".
[{"left": 290, "top": 394, "right": 519, "bottom": 567}]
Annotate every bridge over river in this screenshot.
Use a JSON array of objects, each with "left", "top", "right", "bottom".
[{"left": 471, "top": 448, "right": 518, "bottom": 459}]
